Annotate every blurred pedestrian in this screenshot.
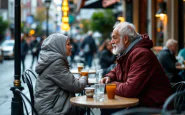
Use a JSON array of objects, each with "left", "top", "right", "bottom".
[
  {"left": 70, "top": 38, "right": 78, "bottom": 63},
  {"left": 21, "top": 33, "right": 29, "bottom": 72},
  {"left": 100, "top": 22, "right": 172, "bottom": 114},
  {"left": 30, "top": 35, "right": 40, "bottom": 69},
  {"left": 99, "top": 39, "right": 116, "bottom": 69},
  {"left": 34, "top": 33, "right": 87, "bottom": 115},
  {"left": 40, "top": 36, "right": 46, "bottom": 46},
  {"left": 158, "top": 39, "right": 183, "bottom": 82},
  {"left": 98, "top": 39, "right": 117, "bottom": 76},
  {"left": 81, "top": 31, "right": 97, "bottom": 68}
]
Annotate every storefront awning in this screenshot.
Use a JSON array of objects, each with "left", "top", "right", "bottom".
[
  {"left": 83, "top": 0, "right": 114, "bottom": 8},
  {"left": 76, "top": 0, "right": 116, "bottom": 12},
  {"left": 102, "top": 0, "right": 120, "bottom": 8}
]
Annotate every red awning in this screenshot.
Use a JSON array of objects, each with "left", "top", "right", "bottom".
[
  {"left": 102, "top": 0, "right": 120, "bottom": 8},
  {"left": 76, "top": 0, "right": 116, "bottom": 13}
]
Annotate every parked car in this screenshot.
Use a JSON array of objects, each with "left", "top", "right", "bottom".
[
  {"left": 0, "top": 47, "right": 3, "bottom": 63},
  {"left": 0, "top": 40, "right": 15, "bottom": 59}
]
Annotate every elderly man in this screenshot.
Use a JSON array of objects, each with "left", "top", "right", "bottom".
[
  {"left": 158, "top": 39, "right": 183, "bottom": 82},
  {"left": 100, "top": 22, "right": 172, "bottom": 114}
]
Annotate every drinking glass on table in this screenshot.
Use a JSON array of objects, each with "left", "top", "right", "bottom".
[
  {"left": 80, "top": 69, "right": 89, "bottom": 84},
  {"left": 84, "top": 87, "right": 95, "bottom": 98},
  {"left": 81, "top": 69, "right": 89, "bottom": 76},
  {"left": 77, "top": 63, "right": 84, "bottom": 73},
  {"left": 94, "top": 84, "right": 105, "bottom": 102},
  {"left": 106, "top": 83, "right": 116, "bottom": 99}
]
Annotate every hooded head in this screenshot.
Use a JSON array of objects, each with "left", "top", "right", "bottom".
[{"left": 35, "top": 33, "right": 69, "bottom": 74}]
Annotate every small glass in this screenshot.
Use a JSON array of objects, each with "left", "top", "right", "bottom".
[
  {"left": 106, "top": 83, "right": 116, "bottom": 99},
  {"left": 84, "top": 87, "right": 95, "bottom": 98},
  {"left": 94, "top": 84, "right": 105, "bottom": 102},
  {"left": 81, "top": 69, "right": 89, "bottom": 76},
  {"left": 77, "top": 63, "right": 84, "bottom": 73}
]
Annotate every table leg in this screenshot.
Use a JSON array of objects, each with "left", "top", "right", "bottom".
[
  {"left": 75, "top": 106, "right": 80, "bottom": 115},
  {"left": 87, "top": 108, "right": 90, "bottom": 115}
]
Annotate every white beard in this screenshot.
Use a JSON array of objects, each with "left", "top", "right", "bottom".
[{"left": 112, "top": 40, "right": 125, "bottom": 55}]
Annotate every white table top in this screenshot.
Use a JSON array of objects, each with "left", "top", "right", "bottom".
[{"left": 70, "top": 69, "right": 96, "bottom": 74}]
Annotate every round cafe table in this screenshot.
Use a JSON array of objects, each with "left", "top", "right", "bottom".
[{"left": 70, "top": 94, "right": 139, "bottom": 115}]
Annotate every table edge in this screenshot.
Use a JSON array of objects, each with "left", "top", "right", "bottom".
[
  {"left": 70, "top": 101, "right": 139, "bottom": 109},
  {"left": 70, "top": 97, "right": 139, "bottom": 109}
]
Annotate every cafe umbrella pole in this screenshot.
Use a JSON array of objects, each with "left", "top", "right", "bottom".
[{"left": 10, "top": 0, "right": 24, "bottom": 115}]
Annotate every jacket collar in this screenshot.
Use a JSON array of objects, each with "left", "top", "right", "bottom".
[
  {"left": 163, "top": 46, "right": 173, "bottom": 55},
  {"left": 117, "top": 36, "right": 142, "bottom": 62}
]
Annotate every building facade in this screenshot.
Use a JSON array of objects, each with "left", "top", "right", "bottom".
[
  {"left": 125, "top": 0, "right": 184, "bottom": 50},
  {"left": 69, "top": 0, "right": 184, "bottom": 50}
]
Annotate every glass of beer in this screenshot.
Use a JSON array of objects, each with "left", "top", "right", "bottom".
[
  {"left": 106, "top": 83, "right": 116, "bottom": 99},
  {"left": 81, "top": 69, "right": 89, "bottom": 77},
  {"left": 77, "top": 63, "right": 84, "bottom": 73}
]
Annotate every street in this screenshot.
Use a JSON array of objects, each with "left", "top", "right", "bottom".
[{"left": 0, "top": 54, "right": 37, "bottom": 115}]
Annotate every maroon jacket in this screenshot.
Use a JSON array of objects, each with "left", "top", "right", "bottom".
[{"left": 106, "top": 34, "right": 172, "bottom": 108}]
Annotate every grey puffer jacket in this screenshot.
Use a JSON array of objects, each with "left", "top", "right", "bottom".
[{"left": 34, "top": 33, "right": 87, "bottom": 115}]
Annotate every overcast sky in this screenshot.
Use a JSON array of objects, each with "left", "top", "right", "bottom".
[{"left": 53, "top": 0, "right": 62, "bottom": 5}]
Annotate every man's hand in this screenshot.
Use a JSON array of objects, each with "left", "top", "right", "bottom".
[{"left": 100, "top": 77, "right": 111, "bottom": 84}]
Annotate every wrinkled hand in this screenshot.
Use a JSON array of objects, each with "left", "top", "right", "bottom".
[{"left": 100, "top": 77, "right": 111, "bottom": 84}]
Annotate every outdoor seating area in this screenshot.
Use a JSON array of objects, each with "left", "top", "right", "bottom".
[
  {"left": 16, "top": 68, "right": 185, "bottom": 115},
  {"left": 1, "top": 0, "right": 185, "bottom": 115}
]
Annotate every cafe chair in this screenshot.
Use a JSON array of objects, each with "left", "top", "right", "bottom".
[
  {"left": 14, "top": 89, "right": 38, "bottom": 115},
  {"left": 172, "top": 81, "right": 185, "bottom": 93},
  {"left": 21, "top": 69, "right": 37, "bottom": 106},
  {"left": 162, "top": 90, "right": 185, "bottom": 114},
  {"left": 111, "top": 107, "right": 162, "bottom": 115},
  {"left": 170, "top": 81, "right": 185, "bottom": 114}
]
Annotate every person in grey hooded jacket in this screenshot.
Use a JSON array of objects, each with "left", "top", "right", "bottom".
[{"left": 34, "top": 33, "right": 87, "bottom": 115}]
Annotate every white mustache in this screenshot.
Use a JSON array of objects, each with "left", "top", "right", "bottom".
[{"left": 112, "top": 44, "right": 117, "bottom": 47}]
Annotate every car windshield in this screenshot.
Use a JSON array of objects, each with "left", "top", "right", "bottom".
[{"left": 1, "top": 41, "right": 14, "bottom": 47}]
